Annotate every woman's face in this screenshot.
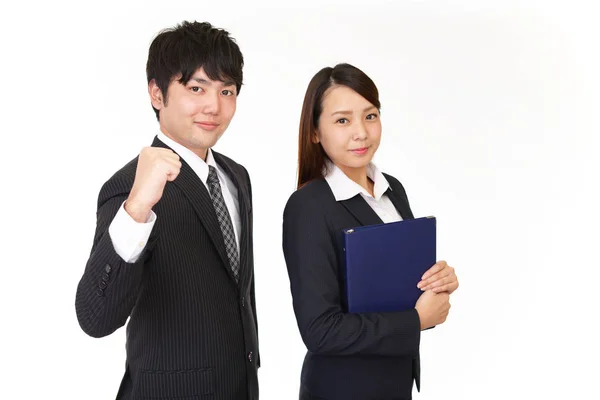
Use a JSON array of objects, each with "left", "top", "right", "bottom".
[{"left": 316, "top": 85, "right": 381, "bottom": 174}]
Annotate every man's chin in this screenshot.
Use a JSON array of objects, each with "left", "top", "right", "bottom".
[{"left": 189, "top": 133, "right": 222, "bottom": 150}]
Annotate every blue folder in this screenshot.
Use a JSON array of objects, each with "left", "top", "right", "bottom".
[{"left": 341, "top": 216, "right": 436, "bottom": 313}]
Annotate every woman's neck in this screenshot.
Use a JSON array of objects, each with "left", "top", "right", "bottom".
[{"left": 338, "top": 164, "right": 374, "bottom": 197}]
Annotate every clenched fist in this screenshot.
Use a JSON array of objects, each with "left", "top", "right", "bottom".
[{"left": 125, "top": 147, "right": 182, "bottom": 222}]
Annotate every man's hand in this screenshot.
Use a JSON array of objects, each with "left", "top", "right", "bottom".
[{"left": 125, "top": 147, "right": 181, "bottom": 222}]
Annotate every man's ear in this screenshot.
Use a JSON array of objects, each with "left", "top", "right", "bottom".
[{"left": 149, "top": 79, "right": 164, "bottom": 109}]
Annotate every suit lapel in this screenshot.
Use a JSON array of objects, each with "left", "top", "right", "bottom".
[
  {"left": 340, "top": 194, "right": 384, "bottom": 227},
  {"left": 213, "top": 151, "right": 252, "bottom": 288},
  {"left": 151, "top": 137, "right": 236, "bottom": 284},
  {"left": 385, "top": 182, "right": 414, "bottom": 220},
  {"left": 338, "top": 174, "right": 415, "bottom": 225}
]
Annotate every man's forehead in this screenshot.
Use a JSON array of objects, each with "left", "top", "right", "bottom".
[{"left": 189, "top": 68, "right": 235, "bottom": 86}]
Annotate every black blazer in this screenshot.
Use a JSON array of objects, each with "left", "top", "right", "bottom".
[
  {"left": 76, "top": 137, "right": 259, "bottom": 400},
  {"left": 282, "top": 175, "right": 421, "bottom": 400}
]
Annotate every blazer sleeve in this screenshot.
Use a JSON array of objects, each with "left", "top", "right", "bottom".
[
  {"left": 282, "top": 191, "right": 421, "bottom": 357},
  {"left": 75, "top": 176, "right": 157, "bottom": 338},
  {"left": 245, "top": 166, "right": 260, "bottom": 368}
]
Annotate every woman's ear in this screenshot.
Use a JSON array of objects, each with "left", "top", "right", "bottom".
[{"left": 311, "top": 130, "right": 320, "bottom": 144}]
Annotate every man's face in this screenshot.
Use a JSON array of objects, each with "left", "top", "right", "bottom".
[{"left": 150, "top": 67, "right": 238, "bottom": 159}]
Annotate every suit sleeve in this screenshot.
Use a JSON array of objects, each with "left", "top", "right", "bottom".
[
  {"left": 244, "top": 166, "right": 260, "bottom": 368},
  {"left": 282, "top": 192, "right": 421, "bottom": 357},
  {"left": 75, "top": 180, "right": 157, "bottom": 338}
]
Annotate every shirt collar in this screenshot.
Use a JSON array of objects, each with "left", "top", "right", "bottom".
[
  {"left": 325, "top": 160, "right": 391, "bottom": 201},
  {"left": 156, "top": 130, "right": 217, "bottom": 184}
]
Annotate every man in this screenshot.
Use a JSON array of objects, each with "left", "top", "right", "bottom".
[{"left": 75, "top": 21, "right": 259, "bottom": 399}]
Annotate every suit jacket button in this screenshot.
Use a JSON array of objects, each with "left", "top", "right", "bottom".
[
  {"left": 99, "top": 281, "right": 107, "bottom": 290},
  {"left": 247, "top": 351, "right": 253, "bottom": 362},
  {"left": 102, "top": 273, "right": 110, "bottom": 282},
  {"left": 96, "top": 289, "right": 104, "bottom": 297},
  {"left": 104, "top": 264, "right": 112, "bottom": 273}
]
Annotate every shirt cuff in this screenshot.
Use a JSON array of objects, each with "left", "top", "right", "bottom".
[{"left": 108, "top": 201, "right": 156, "bottom": 263}]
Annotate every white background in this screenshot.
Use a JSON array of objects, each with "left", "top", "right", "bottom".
[{"left": 1, "top": 0, "right": 598, "bottom": 399}]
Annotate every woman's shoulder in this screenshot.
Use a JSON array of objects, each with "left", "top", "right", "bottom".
[
  {"left": 284, "top": 178, "right": 333, "bottom": 213},
  {"left": 381, "top": 172, "right": 407, "bottom": 193}
]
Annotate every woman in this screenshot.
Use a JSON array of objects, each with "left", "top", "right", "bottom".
[{"left": 282, "top": 63, "right": 459, "bottom": 400}]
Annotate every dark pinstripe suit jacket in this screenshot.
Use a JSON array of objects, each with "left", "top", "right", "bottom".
[
  {"left": 282, "top": 176, "right": 420, "bottom": 400},
  {"left": 76, "top": 137, "right": 259, "bottom": 400}
]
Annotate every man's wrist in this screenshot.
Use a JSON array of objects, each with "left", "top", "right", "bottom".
[{"left": 124, "top": 199, "right": 152, "bottom": 223}]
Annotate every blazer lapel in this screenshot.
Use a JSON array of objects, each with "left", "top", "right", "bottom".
[
  {"left": 151, "top": 137, "right": 236, "bottom": 284},
  {"left": 338, "top": 173, "right": 415, "bottom": 225},
  {"left": 213, "top": 151, "right": 252, "bottom": 288},
  {"left": 385, "top": 186, "right": 414, "bottom": 220},
  {"left": 340, "top": 194, "right": 384, "bottom": 227}
]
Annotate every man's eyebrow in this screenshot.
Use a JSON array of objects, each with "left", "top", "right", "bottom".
[
  {"left": 191, "top": 77, "right": 209, "bottom": 84},
  {"left": 191, "top": 77, "right": 236, "bottom": 87}
]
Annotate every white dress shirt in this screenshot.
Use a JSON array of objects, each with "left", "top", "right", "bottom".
[
  {"left": 108, "top": 131, "right": 241, "bottom": 263},
  {"left": 324, "top": 161, "right": 403, "bottom": 223}
]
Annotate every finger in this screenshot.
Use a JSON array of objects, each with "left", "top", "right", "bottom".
[
  {"left": 162, "top": 157, "right": 182, "bottom": 170},
  {"left": 447, "top": 278, "right": 459, "bottom": 294},
  {"left": 148, "top": 152, "right": 176, "bottom": 168},
  {"left": 163, "top": 151, "right": 181, "bottom": 163},
  {"left": 421, "top": 263, "right": 442, "bottom": 280},
  {"left": 166, "top": 173, "right": 178, "bottom": 182},
  {"left": 421, "top": 260, "right": 447, "bottom": 280},
  {"left": 425, "top": 276, "right": 452, "bottom": 291},
  {"left": 448, "top": 281, "right": 459, "bottom": 294},
  {"left": 150, "top": 148, "right": 180, "bottom": 164},
  {"left": 418, "top": 268, "right": 453, "bottom": 289},
  {"left": 157, "top": 149, "right": 180, "bottom": 162},
  {"left": 433, "top": 273, "right": 458, "bottom": 288},
  {"left": 419, "top": 269, "right": 451, "bottom": 287},
  {"left": 431, "top": 285, "right": 450, "bottom": 293},
  {"left": 154, "top": 151, "right": 182, "bottom": 168},
  {"left": 162, "top": 162, "right": 181, "bottom": 181},
  {"left": 432, "top": 282, "right": 458, "bottom": 294},
  {"left": 166, "top": 165, "right": 181, "bottom": 181},
  {"left": 160, "top": 157, "right": 181, "bottom": 171},
  {"left": 166, "top": 170, "right": 180, "bottom": 182},
  {"left": 156, "top": 147, "right": 178, "bottom": 156},
  {"left": 424, "top": 266, "right": 455, "bottom": 286}
]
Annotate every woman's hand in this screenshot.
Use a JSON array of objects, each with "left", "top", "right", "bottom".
[
  {"left": 415, "top": 290, "right": 451, "bottom": 330},
  {"left": 417, "top": 260, "right": 459, "bottom": 294}
]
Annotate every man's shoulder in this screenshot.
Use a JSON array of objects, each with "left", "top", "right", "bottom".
[
  {"left": 96, "top": 156, "right": 139, "bottom": 208},
  {"left": 212, "top": 150, "right": 249, "bottom": 182},
  {"left": 213, "top": 150, "right": 244, "bottom": 169}
]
